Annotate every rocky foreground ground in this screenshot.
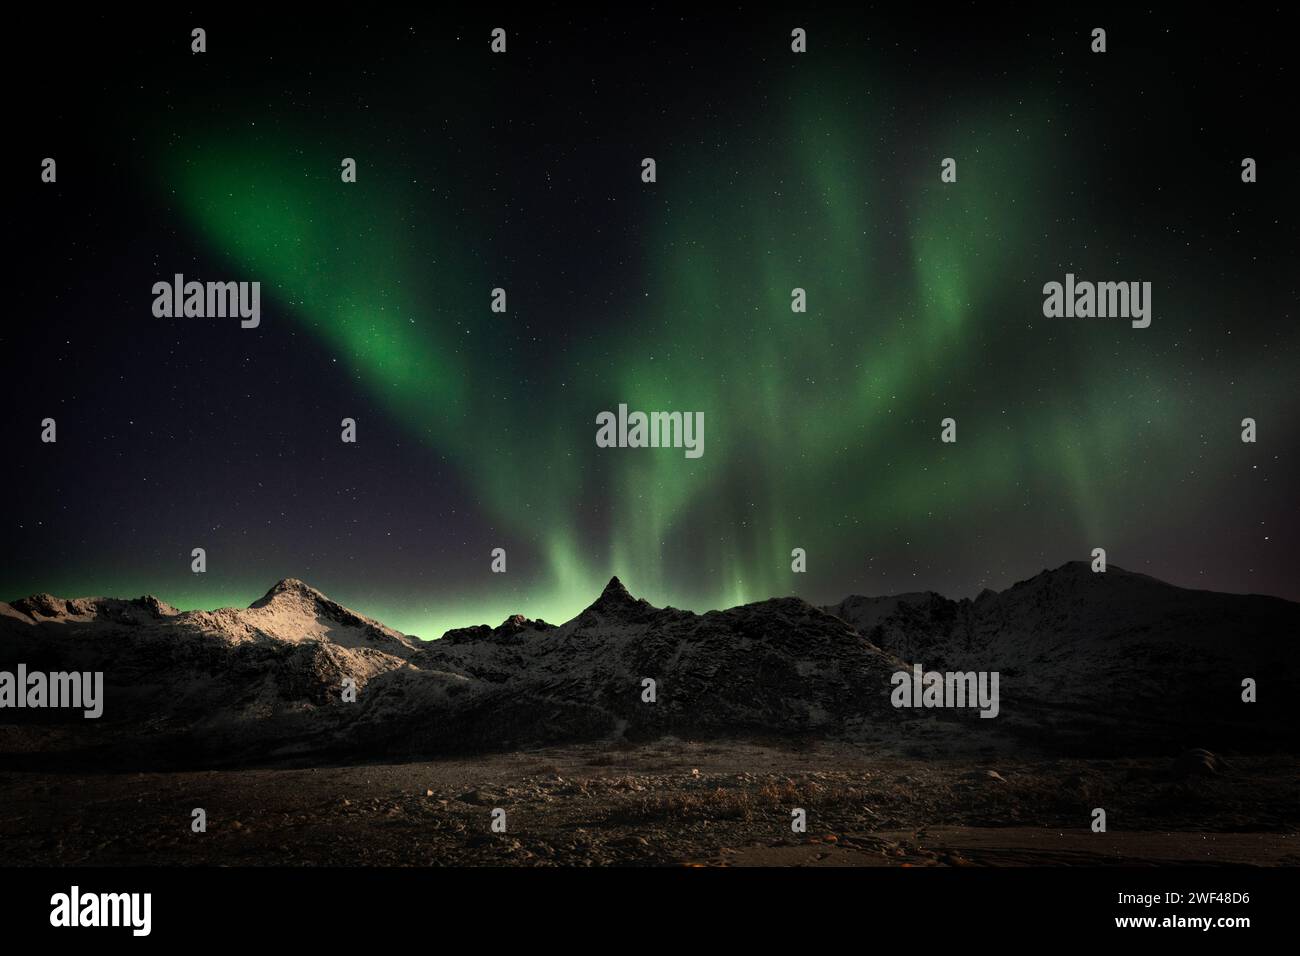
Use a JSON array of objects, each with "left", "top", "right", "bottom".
[{"left": 1, "top": 740, "right": 1295, "bottom": 866}]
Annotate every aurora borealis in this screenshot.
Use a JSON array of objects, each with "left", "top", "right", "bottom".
[{"left": 6, "top": 11, "right": 1297, "bottom": 639}]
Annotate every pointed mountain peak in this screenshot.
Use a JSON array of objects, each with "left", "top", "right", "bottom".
[
  {"left": 239, "top": 579, "right": 418, "bottom": 654},
  {"left": 249, "top": 578, "right": 330, "bottom": 609},
  {"left": 578, "top": 575, "right": 657, "bottom": 621},
  {"left": 600, "top": 576, "right": 633, "bottom": 601}
]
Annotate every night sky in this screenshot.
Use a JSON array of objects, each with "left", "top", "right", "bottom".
[{"left": 5, "top": 10, "right": 1297, "bottom": 639}]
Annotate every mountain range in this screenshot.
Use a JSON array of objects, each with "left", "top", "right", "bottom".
[{"left": 1, "top": 563, "right": 1294, "bottom": 768}]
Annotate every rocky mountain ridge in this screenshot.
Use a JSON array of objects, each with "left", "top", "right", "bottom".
[{"left": 1, "top": 565, "right": 1294, "bottom": 767}]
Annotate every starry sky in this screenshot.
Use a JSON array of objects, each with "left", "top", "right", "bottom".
[{"left": 5, "top": 11, "right": 1297, "bottom": 639}]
